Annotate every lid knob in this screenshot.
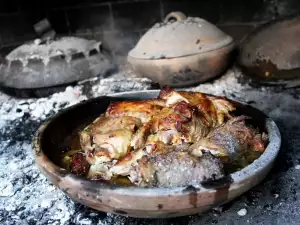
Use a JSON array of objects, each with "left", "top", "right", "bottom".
[
  {"left": 34, "top": 18, "right": 56, "bottom": 43},
  {"left": 164, "top": 11, "right": 187, "bottom": 23}
]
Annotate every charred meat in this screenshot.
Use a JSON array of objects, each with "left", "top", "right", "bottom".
[
  {"left": 132, "top": 151, "right": 224, "bottom": 188},
  {"left": 70, "top": 153, "right": 90, "bottom": 176}
]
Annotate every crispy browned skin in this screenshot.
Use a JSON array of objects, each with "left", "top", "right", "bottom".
[
  {"left": 89, "top": 116, "right": 142, "bottom": 134},
  {"left": 154, "top": 88, "right": 235, "bottom": 143},
  {"left": 80, "top": 116, "right": 142, "bottom": 159},
  {"left": 76, "top": 87, "right": 267, "bottom": 185},
  {"left": 158, "top": 86, "right": 235, "bottom": 126},
  {"left": 106, "top": 100, "right": 164, "bottom": 123}
]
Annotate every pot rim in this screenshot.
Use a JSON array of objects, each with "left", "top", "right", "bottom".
[{"left": 128, "top": 42, "right": 235, "bottom": 60}]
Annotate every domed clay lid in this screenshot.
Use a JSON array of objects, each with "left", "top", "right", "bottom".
[
  {"left": 6, "top": 36, "right": 102, "bottom": 65},
  {"left": 238, "top": 15, "right": 300, "bottom": 87},
  {"left": 0, "top": 36, "right": 114, "bottom": 90},
  {"left": 128, "top": 12, "right": 234, "bottom": 59},
  {"left": 0, "top": 18, "right": 114, "bottom": 91}
]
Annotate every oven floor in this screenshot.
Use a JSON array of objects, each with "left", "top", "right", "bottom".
[{"left": 0, "top": 67, "right": 299, "bottom": 225}]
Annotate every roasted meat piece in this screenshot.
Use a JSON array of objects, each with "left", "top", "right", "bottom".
[
  {"left": 85, "top": 115, "right": 142, "bottom": 134},
  {"left": 130, "top": 124, "right": 151, "bottom": 150},
  {"left": 87, "top": 154, "right": 113, "bottom": 180},
  {"left": 70, "top": 153, "right": 90, "bottom": 176},
  {"left": 156, "top": 87, "right": 235, "bottom": 142},
  {"left": 80, "top": 116, "right": 142, "bottom": 159},
  {"left": 129, "top": 101, "right": 193, "bottom": 150},
  {"left": 131, "top": 151, "right": 224, "bottom": 187},
  {"left": 189, "top": 116, "right": 268, "bottom": 166},
  {"left": 158, "top": 86, "right": 235, "bottom": 126},
  {"left": 79, "top": 116, "right": 143, "bottom": 180},
  {"left": 109, "top": 141, "right": 178, "bottom": 178},
  {"left": 105, "top": 100, "right": 164, "bottom": 123}
]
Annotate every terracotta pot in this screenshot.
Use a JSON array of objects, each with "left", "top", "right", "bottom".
[
  {"left": 128, "top": 12, "right": 235, "bottom": 87},
  {"left": 237, "top": 15, "right": 300, "bottom": 88},
  {"left": 32, "top": 90, "right": 281, "bottom": 218}
]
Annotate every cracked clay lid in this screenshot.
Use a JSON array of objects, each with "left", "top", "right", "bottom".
[{"left": 128, "top": 11, "right": 233, "bottom": 60}]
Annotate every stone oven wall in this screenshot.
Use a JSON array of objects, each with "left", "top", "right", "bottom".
[{"left": 0, "top": 0, "right": 300, "bottom": 60}]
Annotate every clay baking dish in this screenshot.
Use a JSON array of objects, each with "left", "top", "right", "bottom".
[{"left": 32, "top": 90, "right": 281, "bottom": 218}]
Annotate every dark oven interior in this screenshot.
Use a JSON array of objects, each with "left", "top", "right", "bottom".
[{"left": 1, "top": 0, "right": 300, "bottom": 61}]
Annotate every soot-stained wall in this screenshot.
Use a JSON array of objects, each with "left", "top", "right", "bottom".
[{"left": 0, "top": 0, "right": 300, "bottom": 59}]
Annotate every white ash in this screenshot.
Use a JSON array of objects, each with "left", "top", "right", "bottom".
[
  {"left": 0, "top": 181, "right": 14, "bottom": 197},
  {"left": 91, "top": 77, "right": 154, "bottom": 97},
  {"left": 90, "top": 65, "right": 154, "bottom": 97},
  {"left": 295, "top": 165, "right": 300, "bottom": 170},
  {"left": 185, "top": 67, "right": 250, "bottom": 96},
  {"left": 0, "top": 85, "right": 87, "bottom": 122},
  {"left": 0, "top": 142, "right": 75, "bottom": 225},
  {"left": 99, "top": 213, "right": 127, "bottom": 225},
  {"left": 273, "top": 194, "right": 280, "bottom": 198},
  {"left": 237, "top": 208, "right": 248, "bottom": 216},
  {"left": 0, "top": 89, "right": 11, "bottom": 103},
  {"left": 74, "top": 215, "right": 93, "bottom": 225}
]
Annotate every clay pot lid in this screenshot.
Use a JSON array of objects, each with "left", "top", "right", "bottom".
[
  {"left": 128, "top": 12, "right": 233, "bottom": 60},
  {"left": 6, "top": 36, "right": 102, "bottom": 65},
  {"left": 238, "top": 15, "right": 300, "bottom": 87}
]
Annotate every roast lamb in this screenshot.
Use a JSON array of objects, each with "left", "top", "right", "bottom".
[{"left": 67, "top": 87, "right": 267, "bottom": 187}]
